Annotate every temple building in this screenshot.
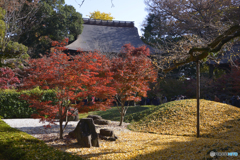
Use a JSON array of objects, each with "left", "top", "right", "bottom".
[{"left": 65, "top": 18, "right": 156, "bottom": 55}]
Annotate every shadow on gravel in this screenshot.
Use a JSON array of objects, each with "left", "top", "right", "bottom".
[{"left": 14, "top": 124, "right": 77, "bottom": 135}]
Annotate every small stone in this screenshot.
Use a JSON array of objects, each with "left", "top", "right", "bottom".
[
  {"left": 108, "top": 137, "right": 116, "bottom": 141},
  {"left": 100, "top": 129, "right": 114, "bottom": 137}
]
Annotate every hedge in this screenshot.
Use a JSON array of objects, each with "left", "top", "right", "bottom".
[{"left": 0, "top": 87, "right": 56, "bottom": 119}]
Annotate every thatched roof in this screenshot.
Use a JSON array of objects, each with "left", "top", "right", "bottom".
[{"left": 65, "top": 18, "right": 157, "bottom": 54}]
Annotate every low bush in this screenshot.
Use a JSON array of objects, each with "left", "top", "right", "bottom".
[{"left": 0, "top": 87, "right": 56, "bottom": 119}]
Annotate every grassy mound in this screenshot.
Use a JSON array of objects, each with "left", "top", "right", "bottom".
[
  {"left": 128, "top": 99, "right": 240, "bottom": 141},
  {"left": 0, "top": 119, "right": 83, "bottom": 160}
]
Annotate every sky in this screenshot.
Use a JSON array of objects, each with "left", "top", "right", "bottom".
[{"left": 65, "top": 0, "right": 148, "bottom": 36}]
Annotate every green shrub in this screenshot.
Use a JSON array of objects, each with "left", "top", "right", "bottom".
[{"left": 0, "top": 87, "right": 56, "bottom": 119}]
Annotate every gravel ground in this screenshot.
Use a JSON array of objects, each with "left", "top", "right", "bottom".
[
  {"left": 2, "top": 119, "right": 78, "bottom": 139},
  {"left": 2, "top": 118, "right": 131, "bottom": 140}
]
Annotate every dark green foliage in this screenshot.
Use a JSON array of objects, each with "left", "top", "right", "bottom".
[
  {"left": 141, "top": 14, "right": 157, "bottom": 46},
  {"left": 0, "top": 119, "right": 83, "bottom": 160},
  {"left": 141, "top": 13, "right": 183, "bottom": 49},
  {"left": 18, "top": 1, "right": 83, "bottom": 58},
  {"left": 141, "top": 13, "right": 165, "bottom": 47},
  {"left": 0, "top": 88, "right": 56, "bottom": 119}
]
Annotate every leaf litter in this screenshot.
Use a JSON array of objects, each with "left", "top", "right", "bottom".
[{"left": 45, "top": 99, "right": 240, "bottom": 159}]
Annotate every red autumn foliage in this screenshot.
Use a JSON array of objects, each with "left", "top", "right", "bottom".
[
  {"left": 111, "top": 44, "right": 157, "bottom": 126},
  {"left": 0, "top": 67, "right": 20, "bottom": 89},
  {"left": 20, "top": 38, "right": 116, "bottom": 139}
]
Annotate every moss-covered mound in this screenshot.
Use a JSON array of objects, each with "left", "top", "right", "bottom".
[{"left": 128, "top": 99, "right": 240, "bottom": 141}]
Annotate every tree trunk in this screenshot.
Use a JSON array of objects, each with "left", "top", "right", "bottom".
[
  {"left": 60, "top": 119, "right": 63, "bottom": 139},
  {"left": 119, "top": 104, "right": 125, "bottom": 126},
  {"left": 59, "top": 105, "right": 63, "bottom": 139},
  {"left": 196, "top": 60, "right": 200, "bottom": 138}
]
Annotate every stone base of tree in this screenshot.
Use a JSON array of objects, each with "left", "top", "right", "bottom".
[
  {"left": 68, "top": 118, "right": 99, "bottom": 147},
  {"left": 68, "top": 119, "right": 118, "bottom": 145}
]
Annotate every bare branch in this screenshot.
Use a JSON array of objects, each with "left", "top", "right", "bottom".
[
  {"left": 77, "top": 0, "right": 85, "bottom": 7},
  {"left": 77, "top": 0, "right": 114, "bottom": 7},
  {"left": 163, "top": 25, "right": 240, "bottom": 72}
]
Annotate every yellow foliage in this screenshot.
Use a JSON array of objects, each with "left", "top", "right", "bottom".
[
  {"left": 130, "top": 100, "right": 240, "bottom": 140},
  {"left": 0, "top": 7, "right": 6, "bottom": 38},
  {"left": 87, "top": 10, "right": 114, "bottom": 21},
  {"left": 49, "top": 131, "right": 240, "bottom": 160}
]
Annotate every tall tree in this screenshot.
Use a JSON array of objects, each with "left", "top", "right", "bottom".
[
  {"left": 20, "top": 39, "right": 116, "bottom": 139},
  {"left": 145, "top": 0, "right": 240, "bottom": 68},
  {"left": 141, "top": 13, "right": 162, "bottom": 47},
  {"left": 0, "top": 0, "right": 36, "bottom": 67},
  {"left": 145, "top": 0, "right": 240, "bottom": 138},
  {"left": 17, "top": 0, "right": 83, "bottom": 58},
  {"left": 87, "top": 10, "right": 114, "bottom": 21},
  {"left": 111, "top": 44, "right": 157, "bottom": 126}
]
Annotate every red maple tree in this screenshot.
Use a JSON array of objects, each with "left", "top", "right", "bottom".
[
  {"left": 111, "top": 44, "right": 157, "bottom": 126},
  {"left": 20, "top": 39, "right": 116, "bottom": 139},
  {"left": 0, "top": 67, "right": 20, "bottom": 89}
]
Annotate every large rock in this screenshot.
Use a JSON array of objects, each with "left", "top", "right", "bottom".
[
  {"left": 68, "top": 118, "right": 99, "bottom": 147},
  {"left": 87, "top": 115, "right": 110, "bottom": 125},
  {"left": 87, "top": 115, "right": 102, "bottom": 120},
  {"left": 94, "top": 119, "right": 110, "bottom": 125}
]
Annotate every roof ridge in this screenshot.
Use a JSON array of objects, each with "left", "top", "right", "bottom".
[{"left": 82, "top": 18, "right": 135, "bottom": 27}]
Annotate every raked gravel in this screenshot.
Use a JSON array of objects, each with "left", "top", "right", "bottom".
[
  {"left": 2, "top": 119, "right": 79, "bottom": 139},
  {"left": 2, "top": 118, "right": 131, "bottom": 139}
]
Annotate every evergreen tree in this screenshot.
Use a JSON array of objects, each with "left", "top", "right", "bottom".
[{"left": 18, "top": 0, "right": 83, "bottom": 58}]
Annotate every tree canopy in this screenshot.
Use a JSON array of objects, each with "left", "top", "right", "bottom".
[
  {"left": 0, "top": 67, "right": 20, "bottom": 89},
  {"left": 0, "top": 6, "right": 28, "bottom": 67},
  {"left": 87, "top": 10, "right": 114, "bottom": 21},
  {"left": 17, "top": 0, "right": 83, "bottom": 58},
  {"left": 20, "top": 39, "right": 116, "bottom": 139},
  {"left": 144, "top": 0, "right": 240, "bottom": 70},
  {"left": 111, "top": 44, "right": 157, "bottom": 126}
]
